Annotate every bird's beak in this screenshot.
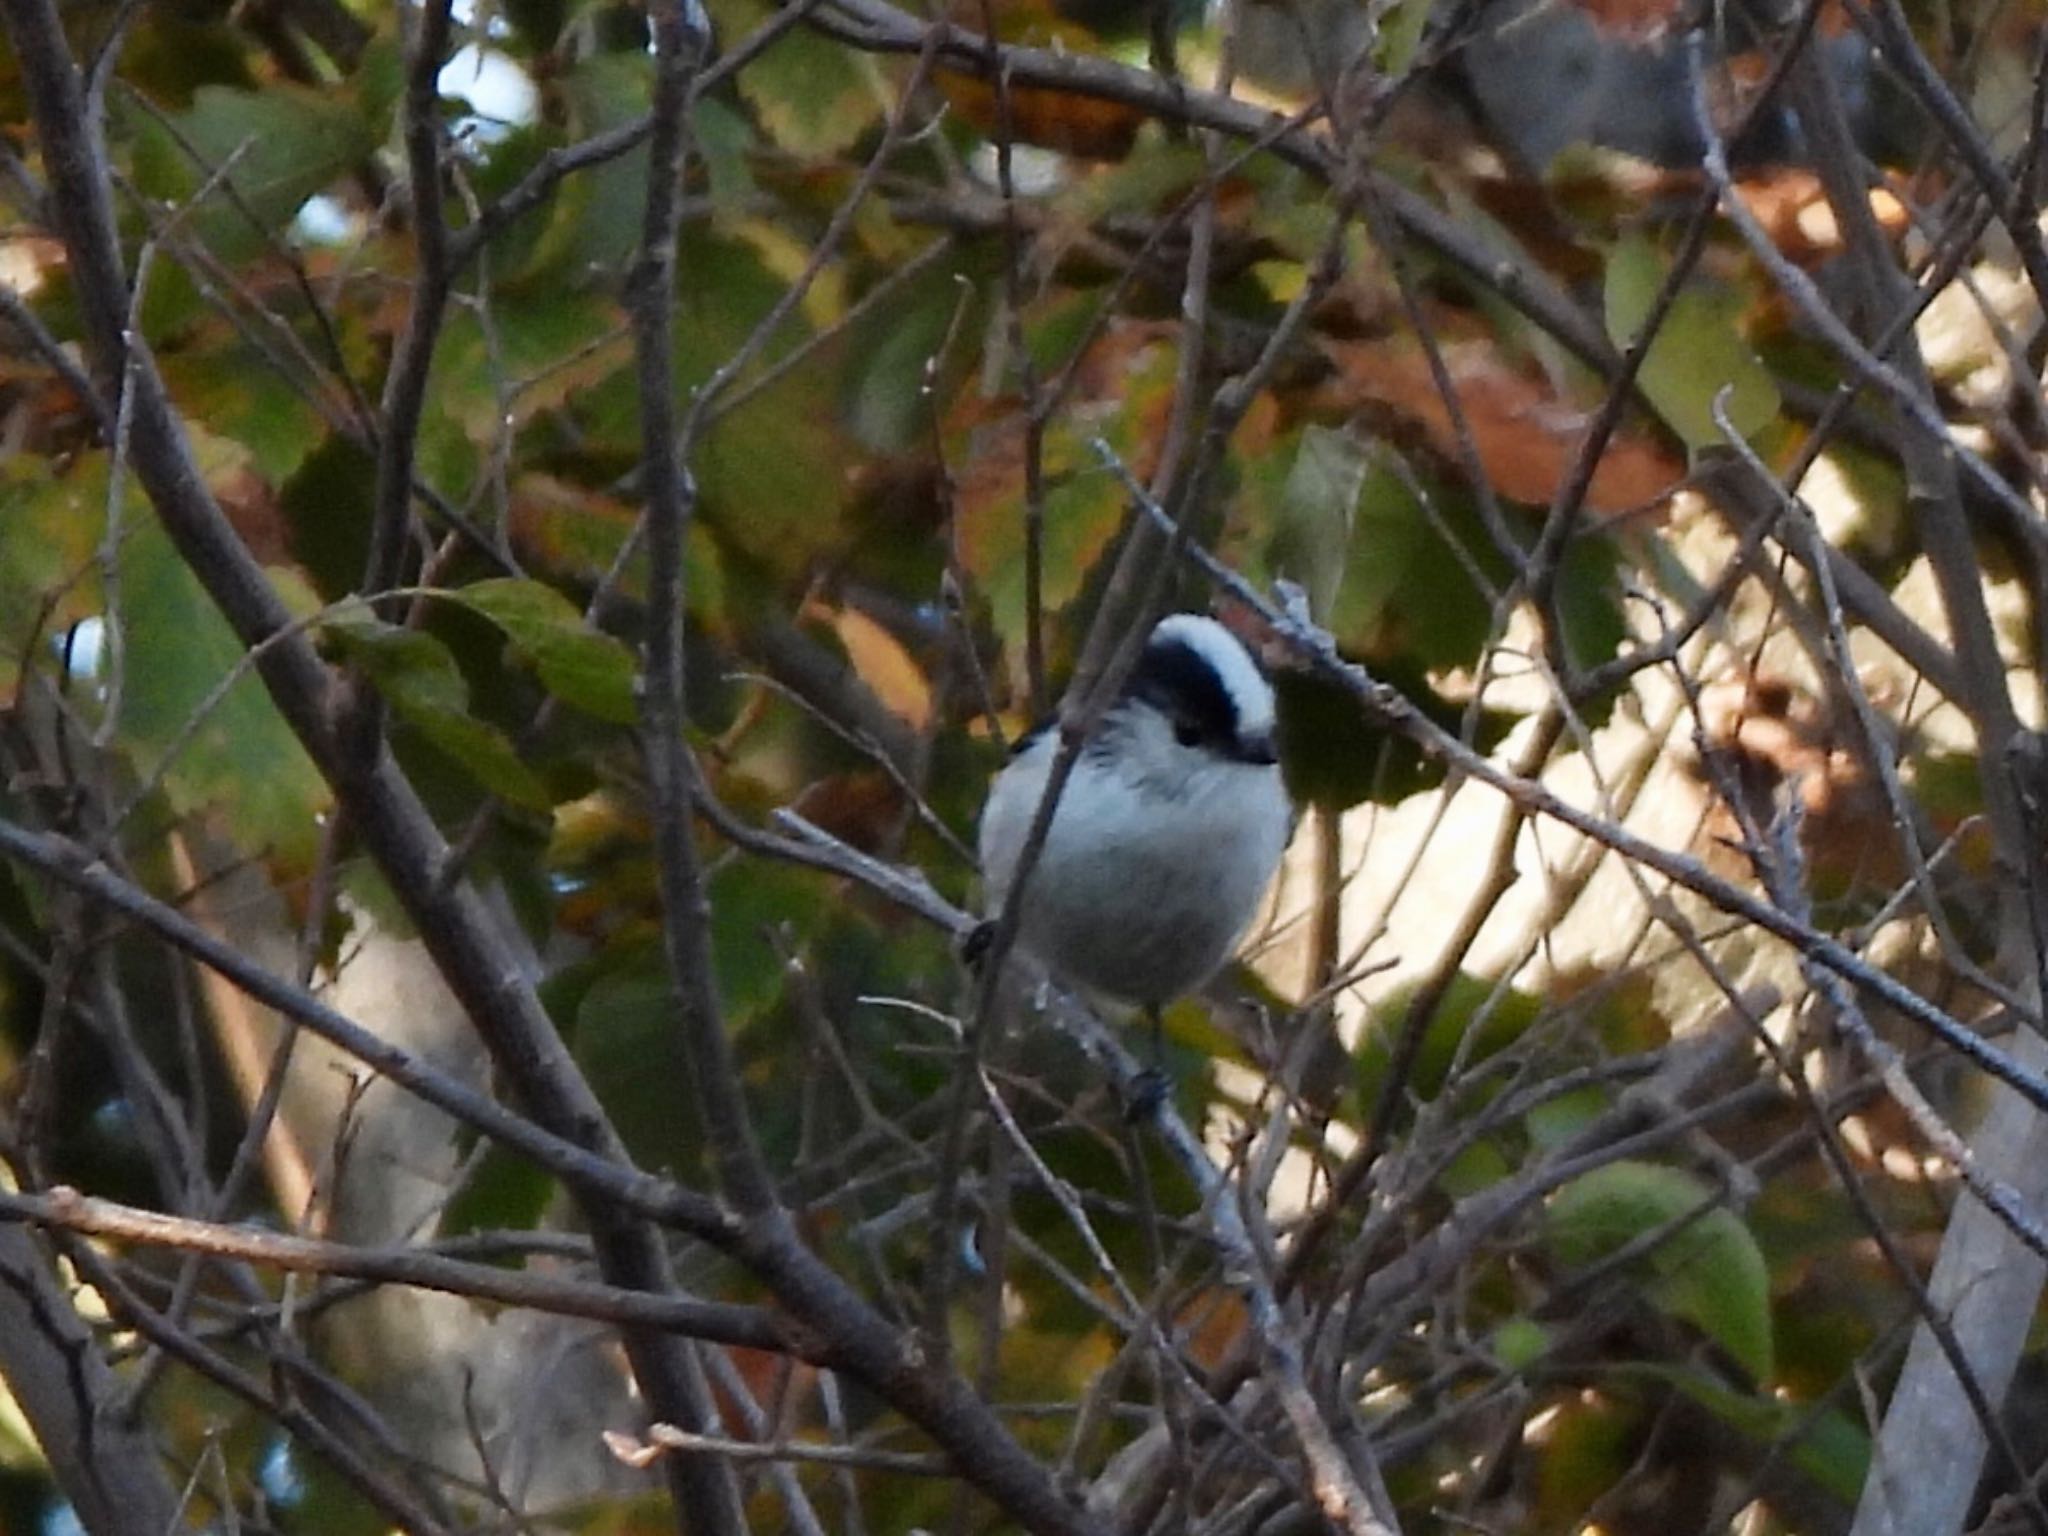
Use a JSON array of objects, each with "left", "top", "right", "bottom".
[{"left": 1236, "top": 729, "right": 1278, "bottom": 766}]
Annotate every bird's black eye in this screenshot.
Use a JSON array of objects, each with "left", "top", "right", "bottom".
[{"left": 1133, "top": 633, "right": 1245, "bottom": 758}]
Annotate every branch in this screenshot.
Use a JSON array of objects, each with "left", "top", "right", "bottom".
[
  {"left": 362, "top": 0, "right": 455, "bottom": 607},
  {"left": 44, "top": 1222, "right": 463, "bottom": 1536},
  {"left": 630, "top": 0, "right": 777, "bottom": 1213},
  {"left": 1735, "top": 36, "right": 2048, "bottom": 1536},
  {"left": 611, "top": 1422, "right": 946, "bottom": 1476},
  {"left": 1152, "top": 524, "right": 2048, "bottom": 1119},
  {"left": 453, "top": 0, "right": 1619, "bottom": 380},
  {"left": 0, "top": 816, "right": 736, "bottom": 1238},
  {"left": 0, "top": 281, "right": 111, "bottom": 433},
  {"left": 0, "top": 808, "right": 1123, "bottom": 1536},
  {"left": 1856, "top": 0, "right": 2048, "bottom": 402},
  {"left": 0, "top": 1186, "right": 807, "bottom": 1358},
  {"left": 619, "top": 13, "right": 770, "bottom": 1521},
  {"left": 0, "top": 1223, "right": 185, "bottom": 1536},
  {"left": 1, "top": 12, "right": 791, "bottom": 1530}
]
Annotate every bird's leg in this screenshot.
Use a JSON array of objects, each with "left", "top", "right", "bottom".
[
  {"left": 1125, "top": 1005, "right": 1170, "bottom": 1121},
  {"left": 960, "top": 920, "right": 997, "bottom": 972}
]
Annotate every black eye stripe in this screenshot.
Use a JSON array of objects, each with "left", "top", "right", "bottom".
[
  {"left": 1008, "top": 717, "right": 1055, "bottom": 758},
  {"left": 1005, "top": 631, "right": 1264, "bottom": 761},
  {"left": 1129, "top": 637, "right": 1239, "bottom": 751}
]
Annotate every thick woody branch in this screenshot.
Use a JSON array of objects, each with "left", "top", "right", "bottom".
[
  {"left": 630, "top": 0, "right": 777, "bottom": 1214},
  {"left": 3, "top": 13, "right": 783, "bottom": 1533},
  {"left": 0, "top": 1224, "right": 184, "bottom": 1536},
  {"left": 0, "top": 816, "right": 735, "bottom": 1241},
  {"left": 622, "top": 12, "right": 760, "bottom": 1524}
]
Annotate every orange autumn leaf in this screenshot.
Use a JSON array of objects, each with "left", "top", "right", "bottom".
[
  {"left": 1692, "top": 673, "right": 1904, "bottom": 892},
  {"left": 1735, "top": 167, "right": 1912, "bottom": 265},
  {"left": 936, "top": 70, "right": 1147, "bottom": 161},
  {"left": 931, "top": 0, "right": 1151, "bottom": 159},
  {"left": 801, "top": 598, "right": 935, "bottom": 730},
  {"left": 1318, "top": 340, "right": 1683, "bottom": 515}
]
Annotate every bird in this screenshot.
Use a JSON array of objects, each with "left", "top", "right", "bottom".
[{"left": 975, "top": 613, "right": 1294, "bottom": 1101}]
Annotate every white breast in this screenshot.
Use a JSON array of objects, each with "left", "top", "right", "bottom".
[{"left": 979, "top": 716, "right": 1292, "bottom": 1007}]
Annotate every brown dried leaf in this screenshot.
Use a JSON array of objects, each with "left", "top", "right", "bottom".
[
  {"left": 1693, "top": 673, "right": 1900, "bottom": 890},
  {"left": 936, "top": 70, "right": 1147, "bottom": 160},
  {"left": 789, "top": 771, "right": 906, "bottom": 855},
  {"left": 1318, "top": 339, "right": 1683, "bottom": 515},
  {"left": 1735, "top": 169, "right": 1913, "bottom": 265}
]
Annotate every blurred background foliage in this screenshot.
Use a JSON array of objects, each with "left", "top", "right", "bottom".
[{"left": 1, "top": 0, "right": 2042, "bottom": 1530}]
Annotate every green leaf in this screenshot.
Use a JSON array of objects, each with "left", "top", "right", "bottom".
[
  {"left": 424, "top": 290, "right": 627, "bottom": 449},
  {"left": 1555, "top": 529, "right": 1626, "bottom": 674},
  {"left": 1069, "top": 139, "right": 1207, "bottom": 221},
  {"left": 1328, "top": 450, "right": 1503, "bottom": 670},
  {"left": 1619, "top": 1362, "right": 1869, "bottom": 1502},
  {"left": 516, "top": 51, "right": 654, "bottom": 283},
  {"left": 706, "top": 859, "right": 828, "bottom": 1025},
  {"left": 1374, "top": 0, "right": 1434, "bottom": 72},
  {"left": 1604, "top": 234, "right": 1780, "bottom": 451},
  {"left": 0, "top": 458, "right": 106, "bottom": 704},
  {"left": 693, "top": 97, "right": 758, "bottom": 213},
  {"left": 696, "top": 376, "right": 853, "bottom": 576},
  {"left": 1440, "top": 1137, "right": 1513, "bottom": 1196},
  {"left": 1524, "top": 1082, "right": 1611, "bottom": 1149},
  {"left": 1273, "top": 657, "right": 1515, "bottom": 811},
  {"left": 160, "top": 343, "right": 327, "bottom": 485},
  {"left": 439, "top": 1145, "right": 554, "bottom": 1240},
  {"left": 1354, "top": 971, "right": 1542, "bottom": 1110},
  {"left": 131, "top": 84, "right": 375, "bottom": 257},
  {"left": 442, "top": 578, "right": 639, "bottom": 724},
  {"left": 1910, "top": 750, "right": 1986, "bottom": 826},
  {"left": 737, "top": 26, "right": 882, "bottom": 158},
  {"left": 1491, "top": 1317, "right": 1550, "bottom": 1372},
  {"left": 1269, "top": 425, "right": 1369, "bottom": 622},
  {"left": 1536, "top": 1390, "right": 1640, "bottom": 1520},
  {"left": 1021, "top": 288, "right": 1114, "bottom": 378},
  {"left": 113, "top": 508, "right": 330, "bottom": 869},
  {"left": 321, "top": 609, "right": 552, "bottom": 811},
  {"left": 1548, "top": 1160, "right": 1775, "bottom": 1380},
  {"left": 967, "top": 463, "right": 1128, "bottom": 644},
  {"left": 572, "top": 947, "right": 703, "bottom": 1174},
  {"left": 957, "top": 336, "right": 1178, "bottom": 640},
  {"left": 353, "top": 32, "right": 406, "bottom": 134},
  {"left": 570, "top": 226, "right": 852, "bottom": 580},
  {"left": 843, "top": 265, "right": 987, "bottom": 453},
  {"left": 114, "top": 9, "right": 257, "bottom": 108}
]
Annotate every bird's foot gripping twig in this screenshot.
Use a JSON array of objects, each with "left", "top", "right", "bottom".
[{"left": 1123, "top": 1007, "right": 1171, "bottom": 1122}]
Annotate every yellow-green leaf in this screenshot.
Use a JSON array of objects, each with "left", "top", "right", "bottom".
[
  {"left": 1604, "top": 234, "right": 1780, "bottom": 451},
  {"left": 322, "top": 611, "right": 551, "bottom": 811},
  {"left": 118, "top": 518, "right": 331, "bottom": 868},
  {"left": 738, "top": 26, "right": 881, "bottom": 158},
  {"left": 1268, "top": 424, "right": 1369, "bottom": 622},
  {"left": 1548, "top": 1160, "right": 1774, "bottom": 1380},
  {"left": 443, "top": 578, "right": 639, "bottom": 725}
]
